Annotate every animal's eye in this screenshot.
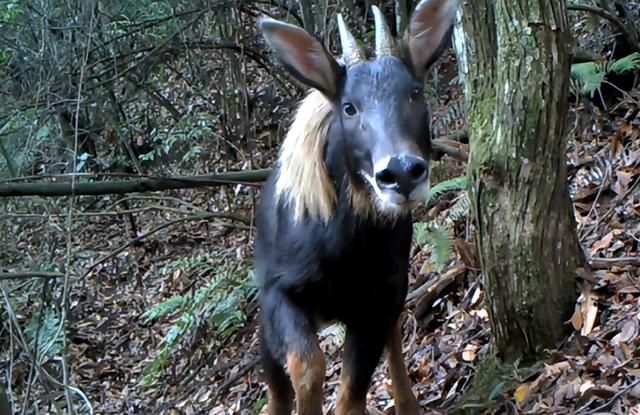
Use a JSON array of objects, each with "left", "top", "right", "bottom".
[
  {"left": 343, "top": 103, "right": 357, "bottom": 117},
  {"left": 410, "top": 87, "right": 422, "bottom": 102}
]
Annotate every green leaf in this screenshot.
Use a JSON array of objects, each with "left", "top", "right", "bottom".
[
  {"left": 570, "top": 53, "right": 640, "bottom": 97},
  {"left": 571, "top": 61, "right": 606, "bottom": 97},
  {"left": 413, "top": 222, "right": 454, "bottom": 271},
  {"left": 608, "top": 52, "right": 640, "bottom": 74},
  {"left": 138, "top": 251, "right": 257, "bottom": 388},
  {"left": 35, "top": 125, "right": 49, "bottom": 141},
  {"left": 25, "top": 310, "right": 62, "bottom": 357},
  {"left": 424, "top": 175, "right": 467, "bottom": 206}
]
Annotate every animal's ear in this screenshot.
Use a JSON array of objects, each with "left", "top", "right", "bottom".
[
  {"left": 260, "top": 17, "right": 342, "bottom": 98},
  {"left": 403, "top": 0, "right": 457, "bottom": 78}
]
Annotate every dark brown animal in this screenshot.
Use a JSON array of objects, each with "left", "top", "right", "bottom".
[{"left": 255, "top": 1, "right": 457, "bottom": 413}]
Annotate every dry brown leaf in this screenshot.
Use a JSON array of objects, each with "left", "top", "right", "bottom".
[
  {"left": 611, "top": 320, "right": 638, "bottom": 345},
  {"left": 579, "top": 379, "right": 595, "bottom": 395},
  {"left": 582, "top": 298, "right": 599, "bottom": 336},
  {"left": 419, "top": 260, "right": 433, "bottom": 275},
  {"left": 470, "top": 286, "right": 483, "bottom": 308},
  {"left": 471, "top": 308, "right": 489, "bottom": 321},
  {"left": 545, "top": 361, "right": 571, "bottom": 377},
  {"left": 571, "top": 305, "right": 583, "bottom": 331},
  {"left": 589, "top": 231, "right": 614, "bottom": 256},
  {"left": 574, "top": 286, "right": 599, "bottom": 335}
]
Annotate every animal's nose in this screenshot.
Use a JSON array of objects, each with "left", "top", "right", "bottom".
[{"left": 375, "top": 155, "right": 428, "bottom": 198}]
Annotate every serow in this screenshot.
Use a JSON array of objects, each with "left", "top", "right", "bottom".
[{"left": 255, "top": 1, "right": 456, "bottom": 413}]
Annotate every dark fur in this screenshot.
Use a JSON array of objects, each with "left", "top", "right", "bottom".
[
  {"left": 256, "top": 109, "right": 420, "bottom": 403},
  {"left": 256, "top": 2, "right": 456, "bottom": 411}
]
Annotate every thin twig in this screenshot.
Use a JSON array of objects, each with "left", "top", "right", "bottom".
[
  {"left": 80, "top": 212, "right": 249, "bottom": 280},
  {"left": 0, "top": 282, "right": 63, "bottom": 414}
]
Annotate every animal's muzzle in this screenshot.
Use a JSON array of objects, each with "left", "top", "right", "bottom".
[{"left": 375, "top": 155, "right": 428, "bottom": 199}]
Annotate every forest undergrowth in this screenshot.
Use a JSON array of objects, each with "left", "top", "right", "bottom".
[{"left": 1, "top": 2, "right": 639, "bottom": 414}]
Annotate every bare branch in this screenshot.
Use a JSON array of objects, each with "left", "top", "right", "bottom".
[
  {"left": 0, "top": 169, "right": 271, "bottom": 197},
  {"left": 0, "top": 272, "right": 65, "bottom": 281},
  {"left": 568, "top": 3, "right": 640, "bottom": 51}
]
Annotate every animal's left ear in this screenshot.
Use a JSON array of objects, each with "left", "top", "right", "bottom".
[
  {"left": 402, "top": 0, "right": 457, "bottom": 79},
  {"left": 260, "top": 17, "right": 342, "bottom": 98}
]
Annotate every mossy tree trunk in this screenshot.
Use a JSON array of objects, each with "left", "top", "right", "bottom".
[{"left": 457, "top": 1, "right": 584, "bottom": 360}]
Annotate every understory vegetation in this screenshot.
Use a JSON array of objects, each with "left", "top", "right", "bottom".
[{"left": 0, "top": 0, "right": 639, "bottom": 414}]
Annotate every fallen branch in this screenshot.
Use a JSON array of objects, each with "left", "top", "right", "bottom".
[
  {"left": 406, "top": 263, "right": 466, "bottom": 308},
  {"left": 589, "top": 256, "right": 640, "bottom": 268},
  {"left": 0, "top": 169, "right": 271, "bottom": 198},
  {"left": 0, "top": 271, "right": 65, "bottom": 281},
  {"left": 431, "top": 132, "right": 469, "bottom": 162}
]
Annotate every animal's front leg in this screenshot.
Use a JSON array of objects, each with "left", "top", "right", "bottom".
[
  {"left": 336, "top": 327, "right": 386, "bottom": 415},
  {"left": 385, "top": 320, "right": 419, "bottom": 415},
  {"left": 260, "top": 291, "right": 325, "bottom": 415}
]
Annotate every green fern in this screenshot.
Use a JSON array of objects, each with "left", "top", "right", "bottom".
[
  {"left": 25, "top": 310, "right": 63, "bottom": 357},
  {"left": 431, "top": 99, "right": 465, "bottom": 137},
  {"left": 609, "top": 52, "right": 640, "bottom": 74},
  {"left": 448, "top": 193, "right": 470, "bottom": 223},
  {"left": 571, "top": 52, "right": 640, "bottom": 97},
  {"left": 413, "top": 222, "right": 454, "bottom": 271},
  {"left": 138, "top": 253, "right": 258, "bottom": 389},
  {"left": 424, "top": 175, "right": 467, "bottom": 206}
]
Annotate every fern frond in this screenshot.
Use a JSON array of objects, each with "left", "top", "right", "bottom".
[
  {"left": 425, "top": 175, "right": 467, "bottom": 206},
  {"left": 432, "top": 99, "right": 465, "bottom": 137},
  {"left": 570, "top": 61, "right": 606, "bottom": 97},
  {"left": 608, "top": 52, "right": 640, "bottom": 74},
  {"left": 448, "top": 193, "right": 470, "bottom": 223},
  {"left": 25, "top": 311, "right": 63, "bottom": 357},
  {"left": 570, "top": 53, "right": 640, "bottom": 97},
  {"left": 139, "top": 252, "right": 257, "bottom": 389},
  {"left": 140, "top": 295, "right": 189, "bottom": 324},
  {"left": 413, "top": 222, "right": 454, "bottom": 271}
]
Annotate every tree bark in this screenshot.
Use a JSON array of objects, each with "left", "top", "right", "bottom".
[{"left": 458, "top": 1, "right": 584, "bottom": 360}]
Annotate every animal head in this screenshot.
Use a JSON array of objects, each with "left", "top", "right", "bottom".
[{"left": 261, "top": 0, "right": 457, "bottom": 218}]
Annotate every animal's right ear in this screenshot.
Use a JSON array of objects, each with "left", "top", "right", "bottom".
[{"left": 260, "top": 18, "right": 343, "bottom": 99}]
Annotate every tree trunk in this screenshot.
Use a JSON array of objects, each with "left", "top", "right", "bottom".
[{"left": 457, "top": 1, "right": 584, "bottom": 360}]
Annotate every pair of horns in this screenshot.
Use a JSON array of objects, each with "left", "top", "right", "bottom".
[{"left": 338, "top": 5, "right": 395, "bottom": 67}]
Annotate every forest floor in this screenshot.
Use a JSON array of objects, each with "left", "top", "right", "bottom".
[{"left": 2, "top": 52, "right": 640, "bottom": 415}]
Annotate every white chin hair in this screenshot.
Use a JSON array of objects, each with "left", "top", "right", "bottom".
[{"left": 360, "top": 171, "right": 429, "bottom": 216}]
